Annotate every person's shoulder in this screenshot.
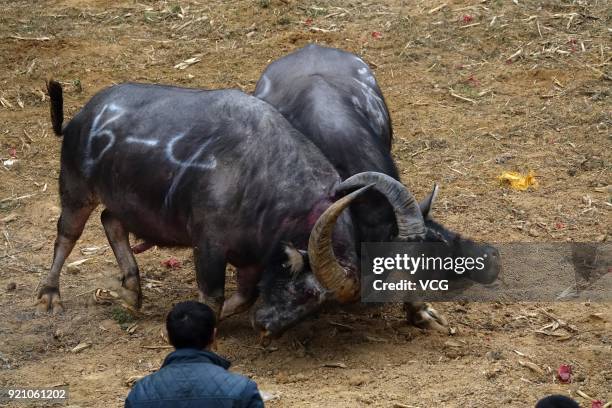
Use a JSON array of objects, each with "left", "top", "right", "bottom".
[
  {"left": 224, "top": 372, "right": 262, "bottom": 408},
  {"left": 199, "top": 364, "right": 259, "bottom": 398},
  {"left": 126, "top": 372, "right": 160, "bottom": 402},
  {"left": 211, "top": 365, "right": 256, "bottom": 393},
  {"left": 126, "top": 362, "right": 262, "bottom": 407},
  {"left": 128, "top": 363, "right": 192, "bottom": 398},
  {"left": 168, "top": 359, "right": 254, "bottom": 398}
]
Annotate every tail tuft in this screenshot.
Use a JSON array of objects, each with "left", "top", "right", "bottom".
[{"left": 46, "top": 79, "right": 64, "bottom": 136}]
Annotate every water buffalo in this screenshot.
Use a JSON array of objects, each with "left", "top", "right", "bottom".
[
  {"left": 39, "top": 81, "right": 426, "bottom": 339},
  {"left": 254, "top": 44, "right": 501, "bottom": 332}
]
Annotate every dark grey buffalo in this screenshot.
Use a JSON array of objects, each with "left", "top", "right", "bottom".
[
  {"left": 39, "top": 81, "right": 427, "bottom": 340},
  {"left": 254, "top": 44, "right": 501, "bottom": 331}
]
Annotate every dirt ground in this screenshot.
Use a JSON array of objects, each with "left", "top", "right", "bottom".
[{"left": 0, "top": 0, "right": 610, "bottom": 406}]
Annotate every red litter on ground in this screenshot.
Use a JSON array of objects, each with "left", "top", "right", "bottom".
[
  {"left": 466, "top": 74, "right": 480, "bottom": 87},
  {"left": 557, "top": 364, "right": 572, "bottom": 383},
  {"left": 8, "top": 147, "right": 17, "bottom": 158},
  {"left": 371, "top": 31, "right": 382, "bottom": 39},
  {"left": 462, "top": 15, "right": 473, "bottom": 23},
  {"left": 162, "top": 258, "right": 181, "bottom": 269},
  {"left": 591, "top": 401, "right": 603, "bottom": 408}
]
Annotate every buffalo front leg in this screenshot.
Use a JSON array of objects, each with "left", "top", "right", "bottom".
[
  {"left": 404, "top": 301, "right": 448, "bottom": 332},
  {"left": 101, "top": 210, "right": 142, "bottom": 309},
  {"left": 37, "top": 204, "right": 96, "bottom": 314},
  {"left": 194, "top": 241, "right": 227, "bottom": 318},
  {"left": 220, "top": 265, "right": 263, "bottom": 320}
]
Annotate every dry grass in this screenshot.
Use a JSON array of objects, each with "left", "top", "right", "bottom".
[{"left": 0, "top": 0, "right": 610, "bottom": 407}]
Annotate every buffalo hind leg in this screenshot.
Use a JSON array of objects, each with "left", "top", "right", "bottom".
[
  {"left": 37, "top": 204, "right": 96, "bottom": 314},
  {"left": 220, "top": 265, "right": 263, "bottom": 320},
  {"left": 404, "top": 301, "right": 448, "bottom": 332},
  {"left": 194, "top": 240, "right": 227, "bottom": 318},
  {"left": 101, "top": 210, "right": 142, "bottom": 309}
]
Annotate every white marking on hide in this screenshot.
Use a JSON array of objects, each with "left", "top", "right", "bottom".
[
  {"left": 125, "top": 136, "right": 159, "bottom": 147},
  {"left": 83, "top": 103, "right": 218, "bottom": 208},
  {"left": 352, "top": 78, "right": 383, "bottom": 103},
  {"left": 357, "top": 67, "right": 376, "bottom": 85},
  {"left": 351, "top": 78, "right": 387, "bottom": 132},
  {"left": 356, "top": 62, "right": 376, "bottom": 85},
  {"left": 166, "top": 132, "right": 217, "bottom": 170},
  {"left": 164, "top": 132, "right": 217, "bottom": 208},
  {"left": 353, "top": 56, "right": 368, "bottom": 66},
  {"left": 256, "top": 74, "right": 272, "bottom": 98},
  {"left": 84, "top": 103, "right": 124, "bottom": 175}
]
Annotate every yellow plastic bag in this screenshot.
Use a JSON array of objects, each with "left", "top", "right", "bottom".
[{"left": 498, "top": 170, "right": 537, "bottom": 191}]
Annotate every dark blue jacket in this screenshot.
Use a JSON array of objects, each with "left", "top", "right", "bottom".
[{"left": 125, "top": 348, "right": 264, "bottom": 408}]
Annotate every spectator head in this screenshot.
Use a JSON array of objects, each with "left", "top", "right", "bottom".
[
  {"left": 166, "top": 301, "right": 217, "bottom": 350},
  {"left": 535, "top": 395, "right": 580, "bottom": 408}
]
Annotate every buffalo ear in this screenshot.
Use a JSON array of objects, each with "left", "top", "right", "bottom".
[
  {"left": 419, "top": 184, "right": 439, "bottom": 219},
  {"left": 282, "top": 243, "right": 309, "bottom": 277}
]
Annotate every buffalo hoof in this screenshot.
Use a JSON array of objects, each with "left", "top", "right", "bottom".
[
  {"left": 259, "top": 330, "right": 273, "bottom": 347},
  {"left": 219, "top": 293, "right": 256, "bottom": 321},
  {"left": 36, "top": 286, "right": 64, "bottom": 315},
  {"left": 119, "top": 276, "right": 142, "bottom": 310},
  {"left": 407, "top": 303, "right": 448, "bottom": 332}
]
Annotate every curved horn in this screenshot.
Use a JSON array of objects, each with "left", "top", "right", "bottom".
[
  {"left": 308, "top": 185, "right": 374, "bottom": 303},
  {"left": 337, "top": 172, "right": 426, "bottom": 240},
  {"left": 419, "top": 184, "right": 439, "bottom": 218}
]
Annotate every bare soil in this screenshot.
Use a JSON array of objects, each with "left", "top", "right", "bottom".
[{"left": 0, "top": 0, "right": 610, "bottom": 407}]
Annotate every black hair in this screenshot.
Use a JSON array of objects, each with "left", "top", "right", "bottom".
[
  {"left": 535, "top": 395, "right": 580, "bottom": 408},
  {"left": 166, "top": 301, "right": 216, "bottom": 349}
]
